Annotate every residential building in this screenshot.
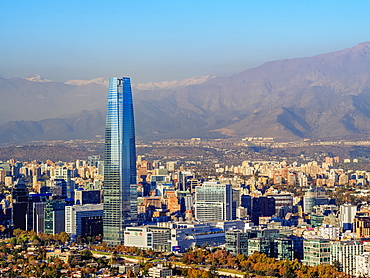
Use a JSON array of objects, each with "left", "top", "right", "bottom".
[
  {"left": 355, "top": 252, "right": 370, "bottom": 277},
  {"left": 330, "top": 240, "right": 363, "bottom": 276}
]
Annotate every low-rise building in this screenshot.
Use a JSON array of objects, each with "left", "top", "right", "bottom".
[{"left": 148, "top": 264, "right": 172, "bottom": 278}]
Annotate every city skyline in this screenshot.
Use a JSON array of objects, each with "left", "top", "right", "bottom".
[
  {"left": 1, "top": 1, "right": 369, "bottom": 83},
  {"left": 103, "top": 77, "right": 137, "bottom": 245}
]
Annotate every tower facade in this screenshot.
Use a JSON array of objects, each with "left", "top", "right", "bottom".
[{"left": 103, "top": 77, "right": 137, "bottom": 245}]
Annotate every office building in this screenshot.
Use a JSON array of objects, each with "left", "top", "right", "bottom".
[
  {"left": 354, "top": 214, "right": 370, "bottom": 238},
  {"left": 75, "top": 189, "right": 101, "bottom": 205},
  {"left": 54, "top": 167, "right": 74, "bottom": 198},
  {"left": 148, "top": 264, "right": 172, "bottom": 278},
  {"left": 26, "top": 193, "right": 49, "bottom": 233},
  {"left": 240, "top": 194, "right": 252, "bottom": 215},
  {"left": 194, "top": 181, "right": 233, "bottom": 221},
  {"left": 11, "top": 179, "right": 29, "bottom": 230},
  {"left": 65, "top": 204, "right": 103, "bottom": 239},
  {"left": 247, "top": 238, "right": 272, "bottom": 257},
  {"left": 103, "top": 77, "right": 137, "bottom": 245},
  {"left": 251, "top": 196, "right": 275, "bottom": 225},
  {"left": 273, "top": 238, "right": 294, "bottom": 260},
  {"left": 268, "top": 193, "right": 293, "bottom": 217},
  {"left": 303, "top": 239, "right": 331, "bottom": 266},
  {"left": 303, "top": 187, "right": 330, "bottom": 214},
  {"left": 45, "top": 196, "right": 66, "bottom": 235},
  {"left": 124, "top": 225, "right": 172, "bottom": 252},
  {"left": 225, "top": 230, "right": 249, "bottom": 256}
]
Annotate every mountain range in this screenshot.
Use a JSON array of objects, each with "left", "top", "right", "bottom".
[{"left": 2, "top": 42, "right": 370, "bottom": 144}]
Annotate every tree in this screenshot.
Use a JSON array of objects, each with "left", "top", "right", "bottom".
[
  {"left": 282, "top": 263, "right": 296, "bottom": 278},
  {"left": 81, "top": 249, "right": 93, "bottom": 260},
  {"left": 208, "top": 265, "right": 218, "bottom": 278},
  {"left": 57, "top": 231, "right": 70, "bottom": 243}
]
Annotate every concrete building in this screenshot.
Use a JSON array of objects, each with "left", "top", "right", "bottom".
[
  {"left": 354, "top": 215, "right": 370, "bottom": 238},
  {"left": 124, "top": 220, "right": 245, "bottom": 253},
  {"left": 124, "top": 226, "right": 172, "bottom": 252},
  {"left": 319, "top": 225, "right": 340, "bottom": 240},
  {"left": 355, "top": 252, "right": 370, "bottom": 277},
  {"left": 330, "top": 240, "right": 364, "bottom": 276},
  {"left": 148, "top": 264, "right": 172, "bottom": 278},
  {"left": 339, "top": 204, "right": 357, "bottom": 231}
]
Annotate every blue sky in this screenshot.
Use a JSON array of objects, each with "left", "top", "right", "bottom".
[{"left": 1, "top": 1, "right": 369, "bottom": 83}]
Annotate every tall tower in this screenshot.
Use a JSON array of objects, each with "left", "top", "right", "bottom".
[{"left": 103, "top": 77, "right": 137, "bottom": 245}]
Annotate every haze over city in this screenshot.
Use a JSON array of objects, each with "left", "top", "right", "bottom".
[{"left": 1, "top": 1, "right": 370, "bottom": 83}]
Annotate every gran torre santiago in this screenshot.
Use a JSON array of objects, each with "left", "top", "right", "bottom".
[{"left": 103, "top": 77, "right": 138, "bottom": 245}]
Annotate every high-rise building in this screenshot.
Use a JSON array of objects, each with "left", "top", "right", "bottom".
[
  {"left": 54, "top": 167, "right": 74, "bottom": 198},
  {"left": 339, "top": 204, "right": 357, "bottom": 231},
  {"left": 11, "top": 179, "right": 29, "bottom": 230},
  {"left": 103, "top": 77, "right": 137, "bottom": 245},
  {"left": 44, "top": 196, "right": 66, "bottom": 235},
  {"left": 273, "top": 238, "right": 294, "bottom": 260},
  {"left": 251, "top": 196, "right": 275, "bottom": 225},
  {"left": 194, "top": 181, "right": 233, "bottom": 221}
]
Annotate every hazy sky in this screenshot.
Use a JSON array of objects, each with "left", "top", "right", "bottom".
[{"left": 1, "top": 1, "right": 369, "bottom": 83}]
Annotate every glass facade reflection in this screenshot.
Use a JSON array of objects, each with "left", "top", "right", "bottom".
[{"left": 103, "top": 77, "right": 137, "bottom": 245}]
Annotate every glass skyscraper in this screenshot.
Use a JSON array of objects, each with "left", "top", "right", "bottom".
[{"left": 103, "top": 77, "right": 137, "bottom": 245}]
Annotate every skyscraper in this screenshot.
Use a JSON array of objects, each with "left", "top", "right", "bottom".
[{"left": 103, "top": 77, "right": 137, "bottom": 245}]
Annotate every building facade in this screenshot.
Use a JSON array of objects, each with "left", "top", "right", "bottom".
[
  {"left": 330, "top": 240, "right": 363, "bottom": 276},
  {"left": 303, "top": 239, "right": 331, "bottom": 266},
  {"left": 65, "top": 204, "right": 103, "bottom": 239},
  {"left": 225, "top": 230, "right": 249, "bottom": 256},
  {"left": 103, "top": 77, "right": 137, "bottom": 245},
  {"left": 194, "top": 181, "right": 233, "bottom": 221}
]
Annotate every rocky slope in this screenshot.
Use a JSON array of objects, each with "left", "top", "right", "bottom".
[{"left": 1, "top": 42, "right": 370, "bottom": 143}]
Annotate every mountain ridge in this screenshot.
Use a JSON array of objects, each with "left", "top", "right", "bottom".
[{"left": 2, "top": 42, "right": 370, "bottom": 144}]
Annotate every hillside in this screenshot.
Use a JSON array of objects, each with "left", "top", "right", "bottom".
[{"left": 1, "top": 42, "right": 370, "bottom": 143}]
